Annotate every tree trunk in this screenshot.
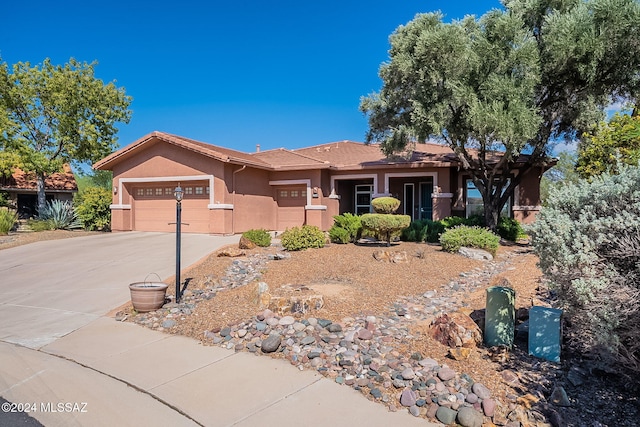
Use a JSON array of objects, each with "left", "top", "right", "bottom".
[
  {"left": 36, "top": 172, "right": 47, "bottom": 216},
  {"left": 483, "top": 203, "right": 500, "bottom": 232}
]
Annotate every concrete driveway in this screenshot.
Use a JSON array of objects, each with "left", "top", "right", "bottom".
[{"left": 0, "top": 232, "right": 238, "bottom": 349}]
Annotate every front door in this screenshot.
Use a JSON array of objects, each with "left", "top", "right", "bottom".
[
  {"left": 420, "top": 182, "right": 433, "bottom": 220},
  {"left": 404, "top": 183, "right": 415, "bottom": 219}
]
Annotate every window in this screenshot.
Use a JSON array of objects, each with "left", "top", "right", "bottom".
[
  {"left": 279, "top": 190, "right": 288, "bottom": 198},
  {"left": 136, "top": 188, "right": 144, "bottom": 196},
  {"left": 206, "top": 186, "right": 210, "bottom": 194},
  {"left": 290, "top": 190, "right": 299, "bottom": 198},
  {"left": 355, "top": 184, "right": 373, "bottom": 215},
  {"left": 195, "top": 186, "right": 204, "bottom": 195},
  {"left": 185, "top": 187, "right": 193, "bottom": 195},
  {"left": 165, "top": 188, "right": 173, "bottom": 195},
  {"left": 465, "top": 179, "right": 511, "bottom": 218},
  {"left": 145, "top": 188, "right": 153, "bottom": 196},
  {"left": 155, "top": 188, "right": 163, "bottom": 196}
]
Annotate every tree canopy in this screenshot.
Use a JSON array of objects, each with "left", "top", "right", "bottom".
[
  {"left": 576, "top": 111, "right": 640, "bottom": 178},
  {"left": 360, "top": 0, "right": 640, "bottom": 229},
  {"left": 0, "top": 57, "right": 131, "bottom": 212}
]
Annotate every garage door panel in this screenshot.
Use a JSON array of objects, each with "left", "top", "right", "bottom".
[
  {"left": 134, "top": 198, "right": 209, "bottom": 233},
  {"left": 276, "top": 186, "right": 305, "bottom": 230}
]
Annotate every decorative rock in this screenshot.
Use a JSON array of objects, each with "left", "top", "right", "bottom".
[
  {"left": 401, "top": 367, "right": 415, "bottom": 380},
  {"left": 472, "top": 382, "right": 491, "bottom": 399},
  {"left": 400, "top": 388, "right": 417, "bottom": 407},
  {"left": 458, "top": 247, "right": 493, "bottom": 261},
  {"left": 448, "top": 347, "right": 472, "bottom": 360},
  {"left": 161, "top": 319, "right": 177, "bottom": 328},
  {"left": 370, "top": 388, "right": 382, "bottom": 399},
  {"left": 430, "top": 311, "right": 482, "bottom": 348},
  {"left": 436, "top": 406, "right": 458, "bottom": 425},
  {"left": 466, "top": 393, "right": 479, "bottom": 404},
  {"left": 238, "top": 235, "right": 257, "bottom": 249},
  {"left": 438, "top": 367, "right": 457, "bottom": 381},
  {"left": 482, "top": 397, "right": 496, "bottom": 416},
  {"left": 457, "top": 406, "right": 484, "bottom": 427},
  {"left": 357, "top": 329, "right": 373, "bottom": 340},
  {"left": 279, "top": 316, "right": 295, "bottom": 326},
  {"left": 261, "top": 334, "right": 282, "bottom": 353},
  {"left": 409, "top": 405, "right": 421, "bottom": 416},
  {"left": 500, "top": 369, "right": 520, "bottom": 386},
  {"left": 301, "top": 336, "right": 316, "bottom": 346},
  {"left": 327, "top": 323, "right": 343, "bottom": 333},
  {"left": 550, "top": 386, "right": 571, "bottom": 407}
]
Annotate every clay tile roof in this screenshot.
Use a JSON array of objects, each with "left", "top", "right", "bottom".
[
  {"left": 0, "top": 164, "right": 77, "bottom": 192},
  {"left": 252, "top": 148, "right": 329, "bottom": 170},
  {"left": 293, "top": 140, "right": 459, "bottom": 169}
]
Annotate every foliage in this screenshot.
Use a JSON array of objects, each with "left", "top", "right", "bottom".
[
  {"left": 0, "top": 57, "right": 131, "bottom": 212},
  {"left": 38, "top": 199, "right": 81, "bottom": 230},
  {"left": 329, "top": 213, "right": 362, "bottom": 244},
  {"left": 242, "top": 229, "right": 272, "bottom": 247},
  {"left": 0, "top": 208, "right": 17, "bottom": 234},
  {"left": 528, "top": 165, "right": 640, "bottom": 376},
  {"left": 0, "top": 191, "right": 10, "bottom": 208},
  {"left": 360, "top": 0, "right": 640, "bottom": 230},
  {"left": 361, "top": 213, "right": 411, "bottom": 246},
  {"left": 26, "top": 219, "right": 53, "bottom": 231},
  {"left": 496, "top": 217, "right": 526, "bottom": 242},
  {"left": 371, "top": 197, "right": 401, "bottom": 214},
  {"left": 540, "top": 151, "right": 581, "bottom": 204},
  {"left": 74, "top": 186, "right": 111, "bottom": 231},
  {"left": 577, "top": 112, "right": 640, "bottom": 179},
  {"left": 439, "top": 225, "right": 500, "bottom": 256},
  {"left": 400, "top": 219, "right": 445, "bottom": 243},
  {"left": 280, "top": 225, "right": 326, "bottom": 251},
  {"left": 75, "top": 170, "right": 113, "bottom": 192}
]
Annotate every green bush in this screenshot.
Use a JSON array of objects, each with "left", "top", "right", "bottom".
[
  {"left": 439, "top": 225, "right": 500, "bottom": 256},
  {"left": 496, "top": 217, "right": 525, "bottom": 241},
  {"left": 528, "top": 165, "right": 640, "bottom": 375},
  {"left": 75, "top": 186, "right": 112, "bottom": 231},
  {"left": 329, "top": 226, "right": 351, "bottom": 244},
  {"left": 38, "top": 200, "right": 81, "bottom": 230},
  {"left": 329, "top": 213, "right": 362, "bottom": 243},
  {"left": 401, "top": 219, "right": 447, "bottom": 243},
  {"left": 27, "top": 219, "right": 53, "bottom": 231},
  {"left": 371, "top": 196, "right": 401, "bottom": 214},
  {"left": 0, "top": 208, "right": 17, "bottom": 234},
  {"left": 242, "top": 229, "right": 272, "bottom": 247},
  {"left": 280, "top": 225, "right": 326, "bottom": 251},
  {"left": 361, "top": 213, "right": 411, "bottom": 246}
]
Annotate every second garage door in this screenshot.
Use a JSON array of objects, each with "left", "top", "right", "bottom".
[{"left": 276, "top": 186, "right": 306, "bottom": 230}]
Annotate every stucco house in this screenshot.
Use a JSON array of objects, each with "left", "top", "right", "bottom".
[
  {"left": 94, "top": 131, "right": 547, "bottom": 234},
  {"left": 0, "top": 164, "right": 78, "bottom": 218}
]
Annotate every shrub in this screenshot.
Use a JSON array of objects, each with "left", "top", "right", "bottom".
[
  {"left": 0, "top": 208, "right": 17, "bottom": 234},
  {"left": 75, "top": 186, "right": 112, "bottom": 231},
  {"left": 401, "top": 219, "right": 445, "bottom": 243},
  {"left": 528, "top": 165, "right": 640, "bottom": 376},
  {"left": 27, "top": 219, "right": 53, "bottom": 231},
  {"left": 371, "top": 196, "right": 401, "bottom": 214},
  {"left": 439, "top": 225, "right": 500, "bottom": 255},
  {"left": 38, "top": 200, "right": 81, "bottom": 230},
  {"left": 242, "top": 229, "right": 272, "bottom": 247},
  {"left": 329, "top": 213, "right": 362, "bottom": 243},
  {"left": 496, "top": 217, "right": 525, "bottom": 242},
  {"left": 361, "top": 213, "right": 411, "bottom": 246},
  {"left": 280, "top": 225, "right": 326, "bottom": 251}
]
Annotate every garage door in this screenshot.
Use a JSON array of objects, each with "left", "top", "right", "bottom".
[
  {"left": 276, "top": 186, "right": 306, "bottom": 230},
  {"left": 132, "top": 185, "right": 210, "bottom": 233}
]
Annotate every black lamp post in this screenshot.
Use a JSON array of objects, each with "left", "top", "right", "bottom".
[{"left": 174, "top": 184, "right": 183, "bottom": 303}]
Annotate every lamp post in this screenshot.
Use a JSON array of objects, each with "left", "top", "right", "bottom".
[{"left": 174, "top": 184, "right": 183, "bottom": 303}]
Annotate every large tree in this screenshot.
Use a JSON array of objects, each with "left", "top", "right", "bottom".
[
  {"left": 360, "top": 0, "right": 640, "bottom": 230},
  {"left": 0, "top": 58, "right": 131, "bottom": 213},
  {"left": 576, "top": 110, "right": 640, "bottom": 178}
]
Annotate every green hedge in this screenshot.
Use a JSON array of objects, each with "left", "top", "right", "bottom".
[{"left": 329, "top": 213, "right": 362, "bottom": 243}]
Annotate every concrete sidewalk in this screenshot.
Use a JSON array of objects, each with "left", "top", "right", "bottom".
[
  {"left": 0, "top": 232, "right": 441, "bottom": 426},
  {"left": 0, "top": 317, "right": 436, "bottom": 426}
]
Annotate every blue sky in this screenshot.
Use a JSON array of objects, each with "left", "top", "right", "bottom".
[{"left": 1, "top": 0, "right": 503, "bottom": 154}]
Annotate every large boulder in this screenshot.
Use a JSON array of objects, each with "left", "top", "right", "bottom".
[
  {"left": 430, "top": 311, "right": 482, "bottom": 348},
  {"left": 239, "top": 235, "right": 257, "bottom": 249}
]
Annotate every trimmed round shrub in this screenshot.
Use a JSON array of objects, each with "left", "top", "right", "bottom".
[
  {"left": 371, "top": 196, "right": 401, "bottom": 214},
  {"left": 361, "top": 213, "right": 411, "bottom": 246},
  {"left": 242, "top": 229, "right": 272, "bottom": 247},
  {"left": 439, "top": 225, "right": 500, "bottom": 256},
  {"left": 280, "top": 225, "right": 326, "bottom": 251},
  {"left": 496, "top": 217, "right": 525, "bottom": 242}
]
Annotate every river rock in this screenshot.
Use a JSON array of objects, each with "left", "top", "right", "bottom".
[
  {"left": 261, "top": 334, "right": 282, "bottom": 353},
  {"left": 436, "top": 406, "right": 458, "bottom": 425},
  {"left": 458, "top": 247, "right": 493, "bottom": 261},
  {"left": 457, "top": 406, "right": 483, "bottom": 427}
]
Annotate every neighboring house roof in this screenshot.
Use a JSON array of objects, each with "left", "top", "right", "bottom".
[{"left": 0, "top": 164, "right": 78, "bottom": 192}]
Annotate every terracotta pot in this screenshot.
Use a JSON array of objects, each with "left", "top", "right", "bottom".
[{"left": 129, "top": 282, "right": 168, "bottom": 312}]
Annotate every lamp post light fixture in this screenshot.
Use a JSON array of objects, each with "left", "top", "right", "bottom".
[{"left": 174, "top": 184, "right": 183, "bottom": 303}]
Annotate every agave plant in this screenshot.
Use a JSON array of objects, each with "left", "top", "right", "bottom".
[{"left": 38, "top": 200, "right": 82, "bottom": 230}]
